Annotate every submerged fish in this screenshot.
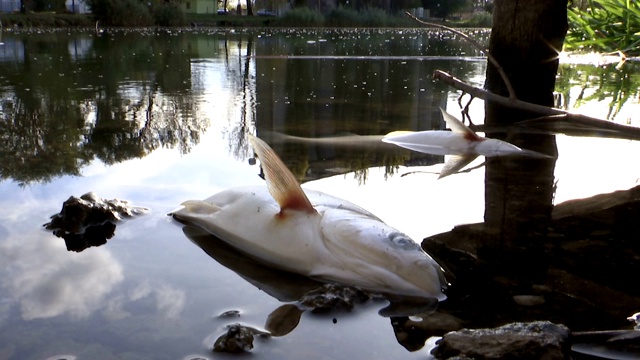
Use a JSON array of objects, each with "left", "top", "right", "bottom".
[
  {"left": 171, "top": 135, "right": 447, "bottom": 301},
  {"left": 382, "top": 108, "right": 551, "bottom": 178}
]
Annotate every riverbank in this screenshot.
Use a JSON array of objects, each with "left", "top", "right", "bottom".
[
  {"left": 0, "top": 12, "right": 490, "bottom": 29},
  {"left": 0, "top": 13, "right": 94, "bottom": 27}
]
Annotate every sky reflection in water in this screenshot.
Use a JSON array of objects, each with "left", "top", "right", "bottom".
[{"left": 0, "top": 28, "right": 639, "bottom": 359}]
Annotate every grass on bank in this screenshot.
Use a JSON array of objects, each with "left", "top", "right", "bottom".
[{"left": 566, "top": 0, "right": 640, "bottom": 55}]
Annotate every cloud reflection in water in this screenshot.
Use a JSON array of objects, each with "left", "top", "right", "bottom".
[
  {"left": 0, "top": 230, "right": 124, "bottom": 320},
  {"left": 0, "top": 228, "right": 187, "bottom": 324}
]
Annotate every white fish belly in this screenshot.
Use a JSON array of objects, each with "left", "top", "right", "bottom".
[
  {"left": 174, "top": 186, "right": 446, "bottom": 300},
  {"left": 173, "top": 186, "right": 336, "bottom": 275}
]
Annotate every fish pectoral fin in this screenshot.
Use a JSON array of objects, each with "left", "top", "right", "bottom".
[
  {"left": 179, "top": 200, "right": 221, "bottom": 214},
  {"left": 439, "top": 154, "right": 478, "bottom": 179},
  {"left": 249, "top": 135, "right": 316, "bottom": 214}
]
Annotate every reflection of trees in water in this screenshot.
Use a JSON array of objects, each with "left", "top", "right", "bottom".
[
  {"left": 251, "top": 29, "right": 483, "bottom": 183},
  {"left": 222, "top": 34, "right": 256, "bottom": 161},
  {"left": 555, "top": 62, "right": 640, "bottom": 122},
  {"left": 0, "top": 94, "right": 91, "bottom": 184},
  {"left": 0, "top": 31, "right": 209, "bottom": 184}
]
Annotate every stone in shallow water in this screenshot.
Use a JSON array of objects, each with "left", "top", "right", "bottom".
[
  {"left": 298, "top": 284, "right": 371, "bottom": 313},
  {"left": 213, "top": 323, "right": 270, "bottom": 353},
  {"left": 44, "top": 192, "right": 148, "bottom": 251},
  {"left": 432, "top": 321, "right": 570, "bottom": 360}
]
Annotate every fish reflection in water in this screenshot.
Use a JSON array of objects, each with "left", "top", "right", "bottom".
[
  {"left": 181, "top": 225, "right": 447, "bottom": 351},
  {"left": 383, "top": 108, "right": 553, "bottom": 178}
]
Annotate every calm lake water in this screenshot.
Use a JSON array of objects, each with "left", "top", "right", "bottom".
[{"left": 0, "top": 28, "right": 639, "bottom": 360}]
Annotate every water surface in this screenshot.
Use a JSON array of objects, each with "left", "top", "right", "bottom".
[{"left": 0, "top": 28, "right": 639, "bottom": 360}]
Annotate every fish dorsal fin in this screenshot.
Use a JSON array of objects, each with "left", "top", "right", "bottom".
[
  {"left": 249, "top": 135, "right": 316, "bottom": 214},
  {"left": 439, "top": 108, "right": 482, "bottom": 141}
]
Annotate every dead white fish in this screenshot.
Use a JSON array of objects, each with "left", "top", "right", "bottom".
[
  {"left": 171, "top": 135, "right": 447, "bottom": 301},
  {"left": 382, "top": 108, "right": 552, "bottom": 178}
]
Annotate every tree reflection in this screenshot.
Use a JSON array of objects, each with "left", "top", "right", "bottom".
[
  {"left": 555, "top": 62, "right": 640, "bottom": 122},
  {"left": 0, "top": 31, "right": 209, "bottom": 185},
  {"left": 252, "top": 29, "right": 485, "bottom": 183},
  {"left": 222, "top": 33, "right": 256, "bottom": 162}
]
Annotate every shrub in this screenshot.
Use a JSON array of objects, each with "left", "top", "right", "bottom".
[
  {"left": 278, "top": 7, "right": 325, "bottom": 27},
  {"left": 359, "top": 7, "right": 389, "bottom": 27},
  {"left": 325, "top": 6, "right": 409, "bottom": 27},
  {"left": 465, "top": 12, "right": 492, "bottom": 28},
  {"left": 153, "top": 1, "right": 185, "bottom": 27},
  {"left": 325, "top": 6, "right": 360, "bottom": 27},
  {"left": 86, "top": 0, "right": 154, "bottom": 26}
]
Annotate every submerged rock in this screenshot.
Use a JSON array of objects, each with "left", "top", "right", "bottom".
[
  {"left": 212, "top": 323, "right": 270, "bottom": 353},
  {"left": 298, "top": 284, "right": 371, "bottom": 313},
  {"left": 432, "top": 321, "right": 570, "bottom": 360},
  {"left": 44, "top": 192, "right": 148, "bottom": 252},
  {"left": 422, "top": 185, "right": 640, "bottom": 331}
]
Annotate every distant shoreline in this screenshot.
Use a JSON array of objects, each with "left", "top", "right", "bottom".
[{"left": 0, "top": 12, "right": 484, "bottom": 29}]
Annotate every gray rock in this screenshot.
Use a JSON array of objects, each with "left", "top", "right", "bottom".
[{"left": 433, "top": 321, "right": 570, "bottom": 360}]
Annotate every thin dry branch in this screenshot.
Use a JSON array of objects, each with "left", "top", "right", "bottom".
[
  {"left": 433, "top": 70, "right": 563, "bottom": 116},
  {"left": 405, "top": 12, "right": 517, "bottom": 100},
  {"left": 433, "top": 70, "right": 640, "bottom": 140},
  {"left": 405, "top": 12, "right": 640, "bottom": 140}
]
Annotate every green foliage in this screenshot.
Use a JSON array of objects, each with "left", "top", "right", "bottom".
[
  {"left": 33, "top": 0, "right": 66, "bottom": 12},
  {"left": 152, "top": 1, "right": 185, "bottom": 27},
  {"left": 566, "top": 0, "right": 640, "bottom": 55},
  {"left": 422, "top": 0, "right": 467, "bottom": 19},
  {"left": 0, "top": 13, "right": 93, "bottom": 27},
  {"left": 324, "top": 6, "right": 358, "bottom": 27},
  {"left": 358, "top": 7, "right": 390, "bottom": 27},
  {"left": 464, "top": 12, "right": 492, "bottom": 28},
  {"left": 556, "top": 62, "right": 640, "bottom": 121},
  {"left": 278, "top": 7, "right": 325, "bottom": 27},
  {"left": 324, "top": 6, "right": 411, "bottom": 27},
  {"left": 87, "top": 0, "right": 185, "bottom": 27},
  {"left": 86, "top": 0, "right": 154, "bottom": 26}
]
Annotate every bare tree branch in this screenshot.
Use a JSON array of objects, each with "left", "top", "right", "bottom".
[
  {"left": 433, "top": 70, "right": 640, "bottom": 140},
  {"left": 405, "top": 12, "right": 517, "bottom": 100}
]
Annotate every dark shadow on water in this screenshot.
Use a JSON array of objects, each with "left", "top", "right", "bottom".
[{"left": 422, "top": 125, "right": 640, "bottom": 334}]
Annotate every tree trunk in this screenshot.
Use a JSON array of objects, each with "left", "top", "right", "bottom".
[
  {"left": 482, "top": 0, "right": 568, "bottom": 282},
  {"left": 247, "top": 0, "right": 254, "bottom": 15},
  {"left": 486, "top": 0, "right": 568, "bottom": 114}
]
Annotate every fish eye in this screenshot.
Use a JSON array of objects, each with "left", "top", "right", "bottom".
[{"left": 388, "top": 232, "right": 418, "bottom": 250}]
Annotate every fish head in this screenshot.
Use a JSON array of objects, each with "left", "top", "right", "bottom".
[{"left": 319, "top": 209, "right": 448, "bottom": 301}]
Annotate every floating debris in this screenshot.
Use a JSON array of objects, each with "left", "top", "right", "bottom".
[{"left": 265, "top": 304, "right": 304, "bottom": 337}]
